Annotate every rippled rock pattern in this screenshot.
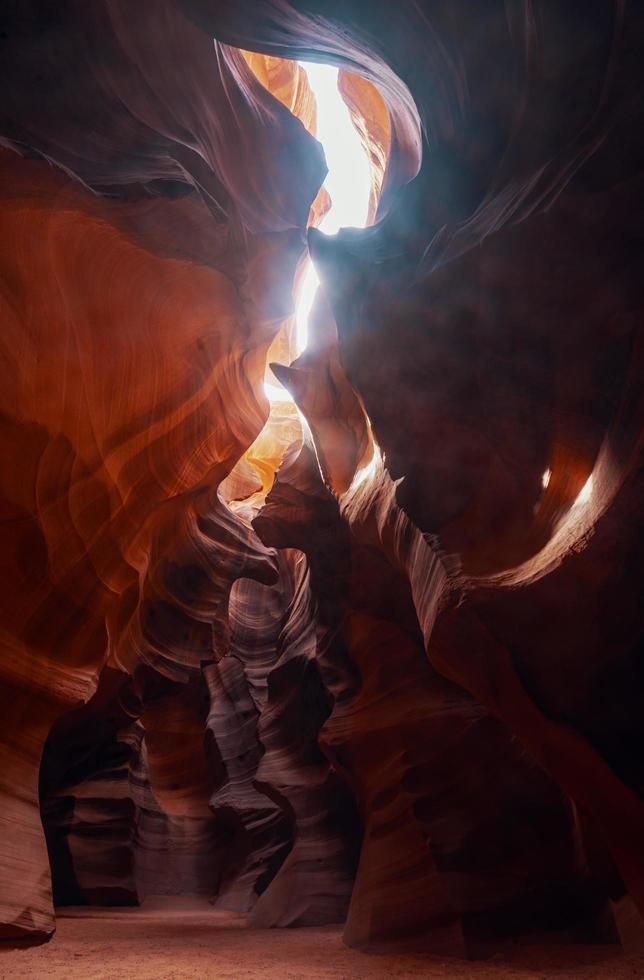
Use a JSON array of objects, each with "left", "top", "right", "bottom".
[{"left": 1, "top": 0, "right": 643, "bottom": 956}]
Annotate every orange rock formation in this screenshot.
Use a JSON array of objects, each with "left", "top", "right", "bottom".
[{"left": 0, "top": 0, "right": 642, "bottom": 961}]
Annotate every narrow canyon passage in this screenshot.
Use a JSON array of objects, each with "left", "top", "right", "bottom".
[
  {"left": 1, "top": 2, "right": 643, "bottom": 977},
  {"left": 235, "top": 56, "right": 374, "bottom": 470}
]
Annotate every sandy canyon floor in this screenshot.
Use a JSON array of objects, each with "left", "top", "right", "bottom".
[{"left": 2, "top": 900, "right": 644, "bottom": 980}]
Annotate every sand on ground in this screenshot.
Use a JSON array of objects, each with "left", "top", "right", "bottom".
[{"left": 1, "top": 899, "right": 644, "bottom": 980}]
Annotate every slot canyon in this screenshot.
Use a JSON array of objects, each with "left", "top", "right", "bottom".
[{"left": 1, "top": 2, "right": 643, "bottom": 978}]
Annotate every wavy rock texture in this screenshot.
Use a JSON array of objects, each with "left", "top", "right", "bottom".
[
  {"left": 1, "top": 0, "right": 643, "bottom": 959},
  {"left": 0, "top": 0, "right": 323, "bottom": 938},
  {"left": 254, "top": 441, "right": 623, "bottom": 955},
  {"left": 283, "top": 0, "right": 644, "bottom": 939}
]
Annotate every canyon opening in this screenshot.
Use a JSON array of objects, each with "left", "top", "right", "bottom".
[{"left": 0, "top": 4, "right": 643, "bottom": 980}]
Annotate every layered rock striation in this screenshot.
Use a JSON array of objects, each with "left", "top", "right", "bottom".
[{"left": 0, "top": 0, "right": 642, "bottom": 956}]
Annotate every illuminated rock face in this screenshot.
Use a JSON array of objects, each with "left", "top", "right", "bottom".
[{"left": 1, "top": 0, "right": 643, "bottom": 957}]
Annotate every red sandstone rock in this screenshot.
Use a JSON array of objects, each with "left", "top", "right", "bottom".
[{"left": 1, "top": 0, "right": 643, "bottom": 959}]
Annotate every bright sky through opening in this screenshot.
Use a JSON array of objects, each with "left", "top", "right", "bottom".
[{"left": 265, "top": 62, "right": 372, "bottom": 401}]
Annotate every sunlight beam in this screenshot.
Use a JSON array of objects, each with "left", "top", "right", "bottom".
[{"left": 266, "top": 62, "right": 372, "bottom": 397}]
